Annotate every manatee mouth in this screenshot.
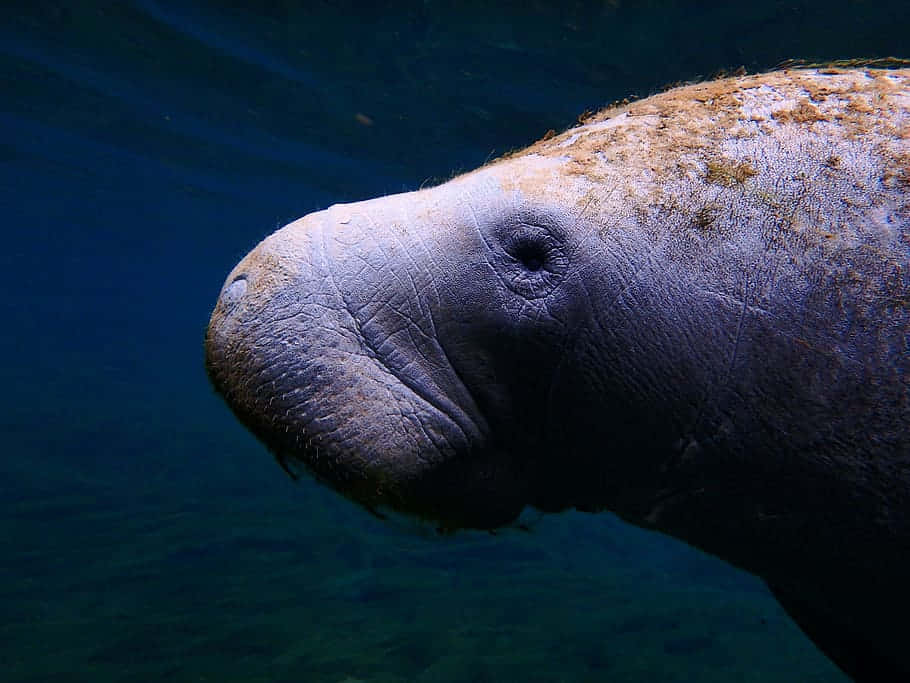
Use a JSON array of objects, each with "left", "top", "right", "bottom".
[
  {"left": 204, "top": 229, "right": 529, "bottom": 531},
  {"left": 205, "top": 323, "right": 528, "bottom": 531}
]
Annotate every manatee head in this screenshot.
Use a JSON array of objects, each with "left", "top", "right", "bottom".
[{"left": 206, "top": 158, "right": 668, "bottom": 531}]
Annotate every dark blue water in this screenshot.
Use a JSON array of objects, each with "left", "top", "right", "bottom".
[{"left": 2, "top": 2, "right": 905, "bottom": 681}]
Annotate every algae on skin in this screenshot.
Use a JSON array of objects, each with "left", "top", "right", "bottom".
[{"left": 705, "top": 160, "right": 758, "bottom": 186}]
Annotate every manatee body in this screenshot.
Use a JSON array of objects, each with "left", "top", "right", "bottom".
[{"left": 206, "top": 69, "right": 909, "bottom": 681}]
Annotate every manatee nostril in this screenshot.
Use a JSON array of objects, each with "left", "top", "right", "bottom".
[{"left": 221, "top": 275, "right": 248, "bottom": 309}]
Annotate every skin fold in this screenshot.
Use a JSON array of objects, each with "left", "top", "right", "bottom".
[{"left": 206, "top": 68, "right": 909, "bottom": 681}]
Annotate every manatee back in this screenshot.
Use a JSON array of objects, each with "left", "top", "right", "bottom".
[
  {"left": 528, "top": 68, "right": 908, "bottom": 473},
  {"left": 525, "top": 69, "right": 909, "bottom": 680}
]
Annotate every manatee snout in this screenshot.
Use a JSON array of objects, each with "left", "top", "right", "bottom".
[
  {"left": 205, "top": 222, "right": 325, "bottom": 470},
  {"left": 205, "top": 205, "right": 531, "bottom": 530}
]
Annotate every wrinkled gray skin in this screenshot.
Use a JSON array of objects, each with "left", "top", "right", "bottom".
[{"left": 206, "top": 69, "right": 909, "bottom": 681}]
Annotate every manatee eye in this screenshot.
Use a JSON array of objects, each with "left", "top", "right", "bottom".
[
  {"left": 513, "top": 241, "right": 546, "bottom": 272},
  {"left": 499, "top": 223, "right": 568, "bottom": 299}
]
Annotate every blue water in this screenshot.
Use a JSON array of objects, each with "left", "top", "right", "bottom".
[{"left": 2, "top": 2, "right": 905, "bottom": 681}]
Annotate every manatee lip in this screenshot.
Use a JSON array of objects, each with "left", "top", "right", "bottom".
[
  {"left": 206, "top": 312, "right": 530, "bottom": 532},
  {"left": 203, "top": 278, "right": 490, "bottom": 530}
]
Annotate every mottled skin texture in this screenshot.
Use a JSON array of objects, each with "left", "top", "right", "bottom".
[{"left": 206, "top": 69, "right": 909, "bottom": 681}]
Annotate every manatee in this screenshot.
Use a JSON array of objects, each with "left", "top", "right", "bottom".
[{"left": 206, "top": 68, "right": 909, "bottom": 681}]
